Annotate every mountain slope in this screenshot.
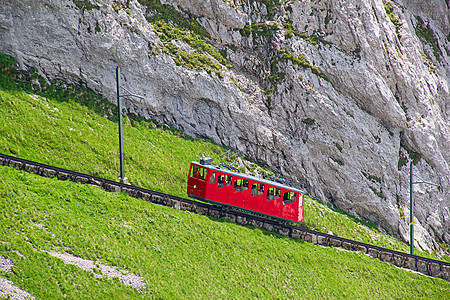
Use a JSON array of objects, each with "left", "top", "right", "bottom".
[{"left": 0, "top": 0, "right": 448, "bottom": 250}]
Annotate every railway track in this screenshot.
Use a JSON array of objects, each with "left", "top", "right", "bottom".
[{"left": 1, "top": 153, "right": 449, "bottom": 282}]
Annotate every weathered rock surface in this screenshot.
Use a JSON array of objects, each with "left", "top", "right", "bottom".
[{"left": 0, "top": 0, "right": 449, "bottom": 251}]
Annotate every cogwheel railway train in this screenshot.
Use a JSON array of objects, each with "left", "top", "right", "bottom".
[{"left": 187, "top": 157, "right": 304, "bottom": 223}]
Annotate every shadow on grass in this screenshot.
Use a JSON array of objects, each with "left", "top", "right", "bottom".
[
  {"left": 0, "top": 52, "right": 117, "bottom": 119},
  {"left": 325, "top": 202, "right": 380, "bottom": 232}
]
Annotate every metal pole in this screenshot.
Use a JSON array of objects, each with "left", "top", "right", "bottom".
[
  {"left": 116, "top": 66, "right": 125, "bottom": 183},
  {"left": 410, "top": 161, "right": 414, "bottom": 255}
]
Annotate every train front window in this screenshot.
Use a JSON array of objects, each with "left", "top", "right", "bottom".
[
  {"left": 198, "top": 167, "right": 207, "bottom": 180},
  {"left": 190, "top": 165, "right": 199, "bottom": 178}
]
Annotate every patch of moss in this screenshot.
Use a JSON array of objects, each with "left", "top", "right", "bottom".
[
  {"left": 398, "top": 149, "right": 408, "bottom": 170},
  {"left": 151, "top": 20, "right": 231, "bottom": 77},
  {"left": 283, "top": 21, "right": 331, "bottom": 46},
  {"left": 302, "top": 118, "right": 315, "bottom": 126},
  {"left": 362, "top": 171, "right": 382, "bottom": 184},
  {"left": 138, "top": 0, "right": 211, "bottom": 39},
  {"left": 330, "top": 157, "right": 344, "bottom": 166},
  {"left": 415, "top": 16, "right": 441, "bottom": 61},
  {"left": 398, "top": 145, "right": 422, "bottom": 170},
  {"left": 396, "top": 194, "right": 405, "bottom": 219},
  {"left": 73, "top": 0, "right": 100, "bottom": 10},
  {"left": 136, "top": 1, "right": 231, "bottom": 77},
  {"left": 95, "top": 21, "right": 101, "bottom": 33},
  {"left": 278, "top": 49, "right": 329, "bottom": 81},
  {"left": 370, "top": 186, "right": 386, "bottom": 200},
  {"left": 384, "top": 1, "right": 402, "bottom": 34}
]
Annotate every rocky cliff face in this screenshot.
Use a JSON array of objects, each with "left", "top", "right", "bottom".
[{"left": 1, "top": 0, "right": 449, "bottom": 251}]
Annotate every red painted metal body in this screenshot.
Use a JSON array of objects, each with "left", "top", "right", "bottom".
[{"left": 187, "top": 160, "right": 304, "bottom": 223}]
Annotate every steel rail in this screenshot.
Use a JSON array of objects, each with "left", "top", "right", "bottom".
[{"left": 0, "top": 153, "right": 449, "bottom": 282}]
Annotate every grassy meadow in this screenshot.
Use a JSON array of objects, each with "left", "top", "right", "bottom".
[
  {"left": 1, "top": 166, "right": 449, "bottom": 299},
  {"left": 0, "top": 52, "right": 449, "bottom": 297}
]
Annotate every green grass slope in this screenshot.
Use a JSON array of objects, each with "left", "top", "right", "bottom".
[
  {"left": 0, "top": 52, "right": 449, "bottom": 298},
  {"left": 0, "top": 53, "right": 448, "bottom": 262},
  {"left": 1, "top": 166, "right": 449, "bottom": 299}
]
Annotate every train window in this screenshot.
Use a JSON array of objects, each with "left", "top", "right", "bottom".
[
  {"left": 283, "top": 192, "right": 297, "bottom": 205},
  {"left": 283, "top": 192, "right": 290, "bottom": 205},
  {"left": 209, "top": 172, "right": 216, "bottom": 184},
  {"left": 190, "top": 165, "right": 199, "bottom": 178},
  {"left": 242, "top": 180, "right": 249, "bottom": 190},
  {"left": 198, "top": 167, "right": 207, "bottom": 180},
  {"left": 225, "top": 175, "right": 233, "bottom": 186},
  {"left": 267, "top": 188, "right": 274, "bottom": 201},
  {"left": 290, "top": 192, "right": 298, "bottom": 203},
  {"left": 258, "top": 184, "right": 265, "bottom": 195},
  {"left": 234, "top": 179, "right": 242, "bottom": 192},
  {"left": 274, "top": 188, "right": 281, "bottom": 199},
  {"left": 251, "top": 184, "right": 257, "bottom": 196},
  {"left": 218, "top": 175, "right": 226, "bottom": 188}
]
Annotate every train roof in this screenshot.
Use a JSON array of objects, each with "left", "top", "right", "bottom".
[{"left": 191, "top": 160, "right": 305, "bottom": 194}]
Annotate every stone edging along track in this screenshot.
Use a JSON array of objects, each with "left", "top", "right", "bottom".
[{"left": 1, "top": 153, "right": 449, "bottom": 282}]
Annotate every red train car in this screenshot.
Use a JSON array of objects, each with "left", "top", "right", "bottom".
[{"left": 187, "top": 157, "right": 304, "bottom": 223}]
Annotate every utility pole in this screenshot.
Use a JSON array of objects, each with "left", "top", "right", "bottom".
[
  {"left": 409, "top": 161, "right": 440, "bottom": 255},
  {"left": 409, "top": 162, "right": 414, "bottom": 255},
  {"left": 115, "top": 66, "right": 144, "bottom": 183}
]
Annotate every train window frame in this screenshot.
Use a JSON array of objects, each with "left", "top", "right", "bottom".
[
  {"left": 251, "top": 183, "right": 257, "bottom": 197},
  {"left": 190, "top": 165, "right": 199, "bottom": 178},
  {"left": 274, "top": 188, "right": 281, "bottom": 199},
  {"left": 218, "top": 175, "right": 226, "bottom": 188},
  {"left": 234, "top": 179, "right": 242, "bottom": 192},
  {"left": 290, "top": 192, "right": 298, "bottom": 204},
  {"left": 225, "top": 175, "right": 233, "bottom": 187},
  {"left": 258, "top": 184, "right": 265, "bottom": 195},
  {"left": 283, "top": 192, "right": 290, "bottom": 205},
  {"left": 267, "top": 188, "right": 274, "bottom": 201},
  {"left": 209, "top": 172, "right": 216, "bottom": 184},
  {"left": 242, "top": 180, "right": 249, "bottom": 191},
  {"left": 198, "top": 167, "right": 207, "bottom": 180}
]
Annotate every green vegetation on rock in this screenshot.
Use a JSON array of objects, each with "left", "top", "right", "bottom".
[
  {"left": 137, "top": 0, "right": 230, "bottom": 77},
  {"left": 415, "top": 16, "right": 442, "bottom": 61}
]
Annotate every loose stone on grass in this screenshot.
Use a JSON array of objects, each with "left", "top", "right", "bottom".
[{"left": 47, "top": 251, "right": 147, "bottom": 291}]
